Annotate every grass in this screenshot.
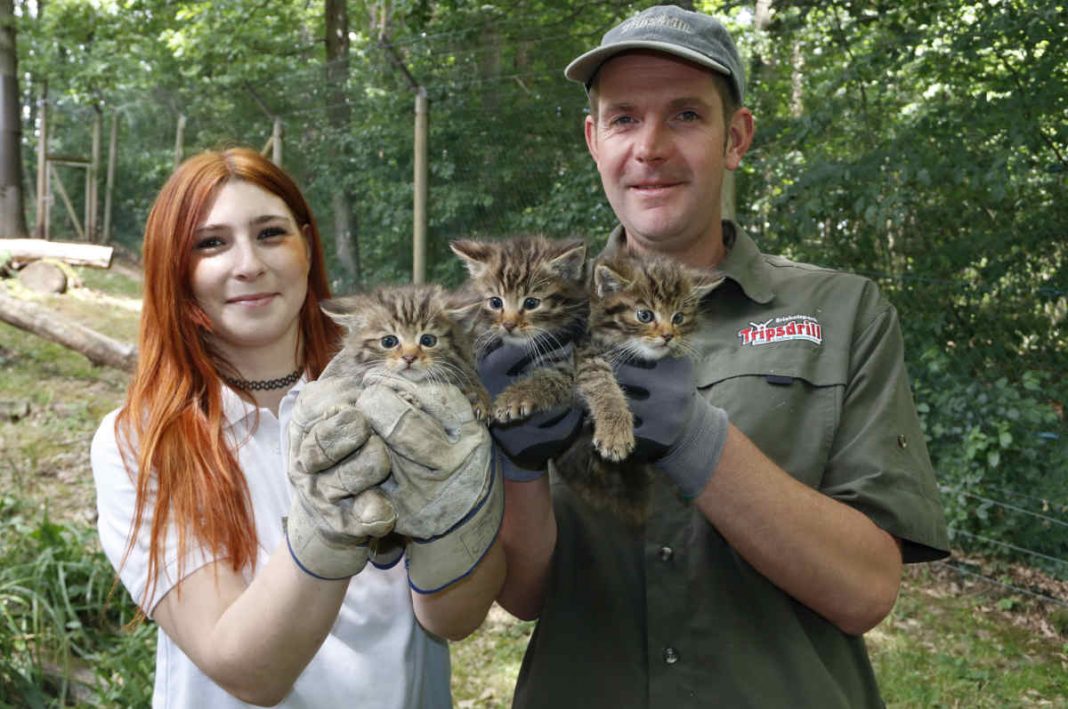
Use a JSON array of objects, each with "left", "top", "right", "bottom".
[
  {"left": 2, "top": 264, "right": 1067, "bottom": 706},
  {"left": 450, "top": 567, "right": 1068, "bottom": 708}
]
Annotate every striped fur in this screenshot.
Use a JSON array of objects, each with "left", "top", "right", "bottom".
[
  {"left": 319, "top": 283, "right": 490, "bottom": 419},
  {"left": 450, "top": 236, "right": 588, "bottom": 421},
  {"left": 560, "top": 251, "right": 725, "bottom": 524}
]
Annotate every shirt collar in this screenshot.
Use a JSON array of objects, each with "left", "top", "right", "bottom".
[{"left": 600, "top": 221, "right": 774, "bottom": 304}]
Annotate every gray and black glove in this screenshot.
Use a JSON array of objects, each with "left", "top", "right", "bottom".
[
  {"left": 615, "top": 356, "right": 729, "bottom": 499},
  {"left": 286, "top": 379, "right": 397, "bottom": 580},
  {"left": 477, "top": 339, "right": 583, "bottom": 481},
  {"left": 358, "top": 378, "right": 501, "bottom": 593}
]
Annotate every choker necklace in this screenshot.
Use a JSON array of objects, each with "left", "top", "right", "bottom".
[{"left": 224, "top": 367, "right": 303, "bottom": 391}]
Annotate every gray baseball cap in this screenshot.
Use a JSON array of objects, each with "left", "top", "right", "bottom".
[{"left": 564, "top": 5, "right": 745, "bottom": 104}]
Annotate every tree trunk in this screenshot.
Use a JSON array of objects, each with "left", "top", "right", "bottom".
[
  {"left": 0, "top": 290, "right": 137, "bottom": 371},
  {"left": 0, "top": 237, "right": 114, "bottom": 267},
  {"left": 325, "top": 0, "right": 360, "bottom": 285},
  {"left": 0, "top": 0, "right": 28, "bottom": 238}
]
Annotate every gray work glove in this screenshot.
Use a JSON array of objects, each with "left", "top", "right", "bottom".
[
  {"left": 286, "top": 379, "right": 397, "bottom": 580},
  {"left": 615, "top": 357, "right": 730, "bottom": 500},
  {"left": 477, "top": 339, "right": 583, "bottom": 481},
  {"left": 357, "top": 378, "right": 501, "bottom": 593}
]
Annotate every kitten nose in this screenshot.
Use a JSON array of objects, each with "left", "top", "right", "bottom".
[
  {"left": 502, "top": 320, "right": 517, "bottom": 332},
  {"left": 661, "top": 333, "right": 674, "bottom": 342},
  {"left": 402, "top": 353, "right": 418, "bottom": 364}
]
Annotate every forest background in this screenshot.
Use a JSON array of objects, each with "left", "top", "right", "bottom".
[{"left": 0, "top": 0, "right": 1065, "bottom": 705}]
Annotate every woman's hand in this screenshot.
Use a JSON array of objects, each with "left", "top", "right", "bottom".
[{"left": 285, "top": 378, "right": 398, "bottom": 579}]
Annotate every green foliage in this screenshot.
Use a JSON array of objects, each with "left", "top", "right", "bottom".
[
  {"left": 12, "top": 0, "right": 1066, "bottom": 574},
  {"left": 914, "top": 354, "right": 1068, "bottom": 575},
  {"left": 0, "top": 496, "right": 154, "bottom": 705}
]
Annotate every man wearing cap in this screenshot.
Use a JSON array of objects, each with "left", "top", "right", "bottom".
[{"left": 476, "top": 5, "right": 950, "bottom": 708}]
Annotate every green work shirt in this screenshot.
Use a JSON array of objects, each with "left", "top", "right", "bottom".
[{"left": 512, "top": 223, "right": 950, "bottom": 709}]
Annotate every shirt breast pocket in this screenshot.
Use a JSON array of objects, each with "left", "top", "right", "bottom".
[{"left": 695, "top": 346, "right": 846, "bottom": 489}]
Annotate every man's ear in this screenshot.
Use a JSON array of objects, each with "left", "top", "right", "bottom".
[{"left": 725, "top": 107, "right": 755, "bottom": 171}]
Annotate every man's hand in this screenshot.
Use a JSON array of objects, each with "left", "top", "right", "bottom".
[
  {"left": 614, "top": 356, "right": 729, "bottom": 499},
  {"left": 477, "top": 339, "right": 584, "bottom": 480},
  {"left": 357, "top": 378, "right": 501, "bottom": 593},
  {"left": 285, "top": 379, "right": 397, "bottom": 580}
]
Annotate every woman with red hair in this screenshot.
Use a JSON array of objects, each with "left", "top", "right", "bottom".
[{"left": 90, "top": 148, "right": 500, "bottom": 707}]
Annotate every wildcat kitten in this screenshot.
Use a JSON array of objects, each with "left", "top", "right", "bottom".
[
  {"left": 449, "top": 236, "right": 588, "bottom": 422},
  {"left": 319, "top": 283, "right": 490, "bottom": 420},
  {"left": 556, "top": 251, "right": 725, "bottom": 523}
]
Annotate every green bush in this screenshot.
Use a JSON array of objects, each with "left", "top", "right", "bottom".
[
  {"left": 0, "top": 496, "right": 155, "bottom": 706},
  {"left": 913, "top": 352, "right": 1068, "bottom": 577}
]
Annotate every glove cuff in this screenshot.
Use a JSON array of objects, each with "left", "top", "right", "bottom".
[
  {"left": 406, "top": 464, "right": 504, "bottom": 594},
  {"left": 656, "top": 398, "right": 729, "bottom": 500},
  {"left": 495, "top": 446, "right": 546, "bottom": 482},
  {"left": 284, "top": 499, "right": 370, "bottom": 580}
]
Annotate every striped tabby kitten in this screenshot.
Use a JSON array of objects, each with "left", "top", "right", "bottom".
[
  {"left": 449, "top": 236, "right": 588, "bottom": 421},
  {"left": 556, "top": 251, "right": 725, "bottom": 523},
  {"left": 319, "top": 284, "right": 490, "bottom": 419}
]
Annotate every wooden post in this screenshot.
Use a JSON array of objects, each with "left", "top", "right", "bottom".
[
  {"left": 49, "top": 163, "right": 84, "bottom": 241},
  {"left": 272, "top": 117, "right": 282, "bottom": 166},
  {"left": 87, "top": 108, "right": 101, "bottom": 242},
  {"left": 102, "top": 111, "right": 118, "bottom": 244},
  {"left": 412, "top": 87, "right": 428, "bottom": 285},
  {"left": 174, "top": 113, "right": 186, "bottom": 169},
  {"left": 34, "top": 87, "right": 46, "bottom": 238}
]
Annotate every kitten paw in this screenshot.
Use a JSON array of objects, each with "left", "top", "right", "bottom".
[
  {"left": 492, "top": 393, "right": 536, "bottom": 423},
  {"left": 469, "top": 389, "right": 492, "bottom": 423},
  {"left": 593, "top": 424, "right": 635, "bottom": 462}
]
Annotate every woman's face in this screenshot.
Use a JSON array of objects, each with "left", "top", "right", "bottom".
[{"left": 190, "top": 180, "right": 310, "bottom": 363}]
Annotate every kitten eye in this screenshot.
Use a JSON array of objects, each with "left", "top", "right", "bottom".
[
  {"left": 635, "top": 309, "right": 655, "bottom": 324},
  {"left": 488, "top": 297, "right": 504, "bottom": 310},
  {"left": 380, "top": 335, "right": 399, "bottom": 348},
  {"left": 672, "top": 312, "right": 685, "bottom": 325},
  {"left": 522, "top": 297, "right": 541, "bottom": 310},
  {"left": 419, "top": 334, "right": 438, "bottom": 347}
]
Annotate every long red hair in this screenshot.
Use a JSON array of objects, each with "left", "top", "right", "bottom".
[{"left": 116, "top": 148, "right": 341, "bottom": 610}]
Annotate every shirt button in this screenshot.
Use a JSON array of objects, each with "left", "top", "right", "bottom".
[
  {"left": 897, "top": 434, "right": 908, "bottom": 449},
  {"left": 663, "top": 647, "right": 680, "bottom": 665},
  {"left": 658, "top": 546, "right": 674, "bottom": 562}
]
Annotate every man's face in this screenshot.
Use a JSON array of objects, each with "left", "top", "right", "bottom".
[{"left": 585, "top": 52, "right": 750, "bottom": 265}]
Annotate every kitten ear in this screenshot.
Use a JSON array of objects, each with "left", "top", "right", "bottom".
[
  {"left": 593, "top": 263, "right": 630, "bottom": 297},
  {"left": 320, "top": 296, "right": 366, "bottom": 331},
  {"left": 545, "top": 240, "right": 587, "bottom": 282},
  {"left": 450, "top": 239, "right": 494, "bottom": 279},
  {"left": 692, "top": 273, "right": 727, "bottom": 301},
  {"left": 444, "top": 293, "right": 482, "bottom": 329}
]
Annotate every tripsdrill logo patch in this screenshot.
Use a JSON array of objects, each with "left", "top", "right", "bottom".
[{"left": 738, "top": 315, "right": 823, "bottom": 347}]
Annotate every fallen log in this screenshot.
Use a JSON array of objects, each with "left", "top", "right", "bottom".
[
  {"left": 0, "top": 238, "right": 114, "bottom": 269},
  {"left": 0, "top": 290, "right": 137, "bottom": 372}
]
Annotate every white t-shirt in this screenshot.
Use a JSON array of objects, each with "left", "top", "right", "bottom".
[{"left": 91, "top": 381, "right": 451, "bottom": 708}]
